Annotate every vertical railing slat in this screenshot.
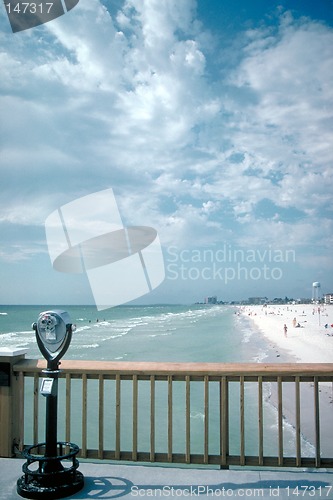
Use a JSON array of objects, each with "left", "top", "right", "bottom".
[
  {"left": 240, "top": 376, "right": 245, "bottom": 466},
  {"left": 221, "top": 376, "right": 229, "bottom": 467},
  {"left": 277, "top": 377, "right": 283, "bottom": 466},
  {"left": 295, "top": 376, "right": 301, "bottom": 466},
  {"left": 204, "top": 375, "right": 209, "bottom": 464},
  {"left": 185, "top": 375, "right": 191, "bottom": 464},
  {"left": 168, "top": 375, "right": 173, "bottom": 462},
  {"left": 18, "top": 372, "right": 25, "bottom": 452},
  {"left": 314, "top": 376, "right": 321, "bottom": 468},
  {"left": 115, "top": 374, "right": 121, "bottom": 460},
  {"left": 132, "top": 375, "right": 138, "bottom": 461},
  {"left": 33, "top": 374, "right": 39, "bottom": 446},
  {"left": 258, "top": 376, "right": 263, "bottom": 466},
  {"left": 98, "top": 375, "right": 104, "bottom": 460},
  {"left": 82, "top": 373, "right": 87, "bottom": 458},
  {"left": 65, "top": 373, "right": 71, "bottom": 444},
  {"left": 150, "top": 375, "right": 155, "bottom": 462}
]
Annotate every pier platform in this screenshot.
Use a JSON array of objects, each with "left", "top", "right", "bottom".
[{"left": 1, "top": 458, "right": 332, "bottom": 499}]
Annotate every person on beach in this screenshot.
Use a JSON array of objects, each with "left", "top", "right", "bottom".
[
  {"left": 293, "top": 317, "right": 297, "bottom": 327},
  {"left": 284, "top": 324, "right": 288, "bottom": 337}
]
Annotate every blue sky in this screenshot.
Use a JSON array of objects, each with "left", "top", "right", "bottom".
[{"left": 0, "top": 0, "right": 332, "bottom": 306}]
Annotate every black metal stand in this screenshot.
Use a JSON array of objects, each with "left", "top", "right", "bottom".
[{"left": 17, "top": 360, "right": 84, "bottom": 499}]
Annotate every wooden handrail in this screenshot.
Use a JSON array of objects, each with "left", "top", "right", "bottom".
[
  {"left": 9, "top": 359, "right": 333, "bottom": 468},
  {"left": 13, "top": 359, "right": 333, "bottom": 378}
]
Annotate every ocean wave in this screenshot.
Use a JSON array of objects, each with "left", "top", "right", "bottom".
[
  {"left": 0, "top": 332, "right": 18, "bottom": 341},
  {"left": 94, "top": 306, "right": 229, "bottom": 337},
  {"left": 0, "top": 331, "right": 33, "bottom": 341},
  {"left": 263, "top": 383, "right": 317, "bottom": 459},
  {"left": 72, "top": 343, "right": 99, "bottom": 349},
  {"left": 104, "top": 334, "right": 127, "bottom": 340},
  {"left": 61, "top": 305, "right": 231, "bottom": 353},
  {"left": 241, "top": 330, "right": 253, "bottom": 343},
  {"left": 252, "top": 349, "right": 268, "bottom": 363},
  {"left": 190, "top": 411, "right": 205, "bottom": 421},
  {"left": 151, "top": 306, "right": 225, "bottom": 323},
  {"left": 148, "top": 332, "right": 173, "bottom": 338},
  {"left": 75, "top": 325, "right": 91, "bottom": 333},
  {"left": 279, "top": 417, "right": 316, "bottom": 458}
]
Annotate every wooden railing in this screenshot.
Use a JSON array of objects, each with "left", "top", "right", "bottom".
[{"left": 7, "top": 358, "right": 333, "bottom": 468}]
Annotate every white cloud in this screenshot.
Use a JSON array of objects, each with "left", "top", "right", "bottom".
[
  {"left": 227, "top": 16, "right": 333, "bottom": 181},
  {"left": 237, "top": 216, "right": 333, "bottom": 251},
  {"left": 0, "top": 0, "right": 332, "bottom": 291},
  {"left": 0, "top": 196, "right": 60, "bottom": 225},
  {"left": 0, "top": 245, "right": 46, "bottom": 263}
]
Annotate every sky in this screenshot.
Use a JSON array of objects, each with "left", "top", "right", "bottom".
[{"left": 0, "top": 0, "right": 332, "bottom": 306}]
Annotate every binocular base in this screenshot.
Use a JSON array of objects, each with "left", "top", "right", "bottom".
[{"left": 17, "top": 442, "right": 84, "bottom": 499}]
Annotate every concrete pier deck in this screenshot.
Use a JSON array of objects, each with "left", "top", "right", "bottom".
[{"left": 1, "top": 458, "right": 332, "bottom": 499}]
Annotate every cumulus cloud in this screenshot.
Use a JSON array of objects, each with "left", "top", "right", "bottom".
[
  {"left": 225, "top": 14, "right": 333, "bottom": 215},
  {"left": 0, "top": 0, "right": 332, "bottom": 293}
]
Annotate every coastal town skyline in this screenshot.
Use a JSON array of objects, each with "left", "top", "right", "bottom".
[{"left": 0, "top": 0, "right": 332, "bottom": 306}]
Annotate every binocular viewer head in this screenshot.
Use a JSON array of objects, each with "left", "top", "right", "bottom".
[{"left": 33, "top": 310, "right": 74, "bottom": 365}]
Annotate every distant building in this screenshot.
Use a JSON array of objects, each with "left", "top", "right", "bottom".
[
  {"left": 205, "top": 296, "right": 217, "bottom": 304},
  {"left": 296, "top": 298, "right": 312, "bottom": 304},
  {"left": 324, "top": 293, "right": 333, "bottom": 305},
  {"left": 248, "top": 297, "right": 268, "bottom": 305}
]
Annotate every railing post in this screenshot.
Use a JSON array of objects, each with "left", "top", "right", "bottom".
[
  {"left": 220, "top": 376, "right": 229, "bottom": 468},
  {"left": 0, "top": 348, "right": 28, "bottom": 457}
]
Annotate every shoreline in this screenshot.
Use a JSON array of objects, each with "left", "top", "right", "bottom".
[
  {"left": 238, "top": 304, "right": 333, "bottom": 458},
  {"left": 239, "top": 303, "right": 333, "bottom": 363}
]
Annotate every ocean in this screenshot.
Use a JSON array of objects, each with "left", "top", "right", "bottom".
[
  {"left": 0, "top": 304, "right": 315, "bottom": 459},
  {"left": 0, "top": 304, "right": 268, "bottom": 363}
]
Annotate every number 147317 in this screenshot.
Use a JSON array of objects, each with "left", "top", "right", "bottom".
[
  {"left": 5, "top": 3, "right": 54, "bottom": 14},
  {"left": 286, "top": 485, "right": 332, "bottom": 497}
]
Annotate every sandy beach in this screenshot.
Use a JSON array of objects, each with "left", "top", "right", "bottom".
[
  {"left": 239, "top": 303, "right": 333, "bottom": 458},
  {"left": 240, "top": 303, "right": 333, "bottom": 363}
]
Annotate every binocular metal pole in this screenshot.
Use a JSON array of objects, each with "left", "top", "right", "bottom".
[
  {"left": 17, "top": 312, "right": 84, "bottom": 499},
  {"left": 41, "top": 360, "right": 62, "bottom": 473}
]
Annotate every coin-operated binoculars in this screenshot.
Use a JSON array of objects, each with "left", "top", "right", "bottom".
[{"left": 17, "top": 311, "right": 84, "bottom": 499}]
